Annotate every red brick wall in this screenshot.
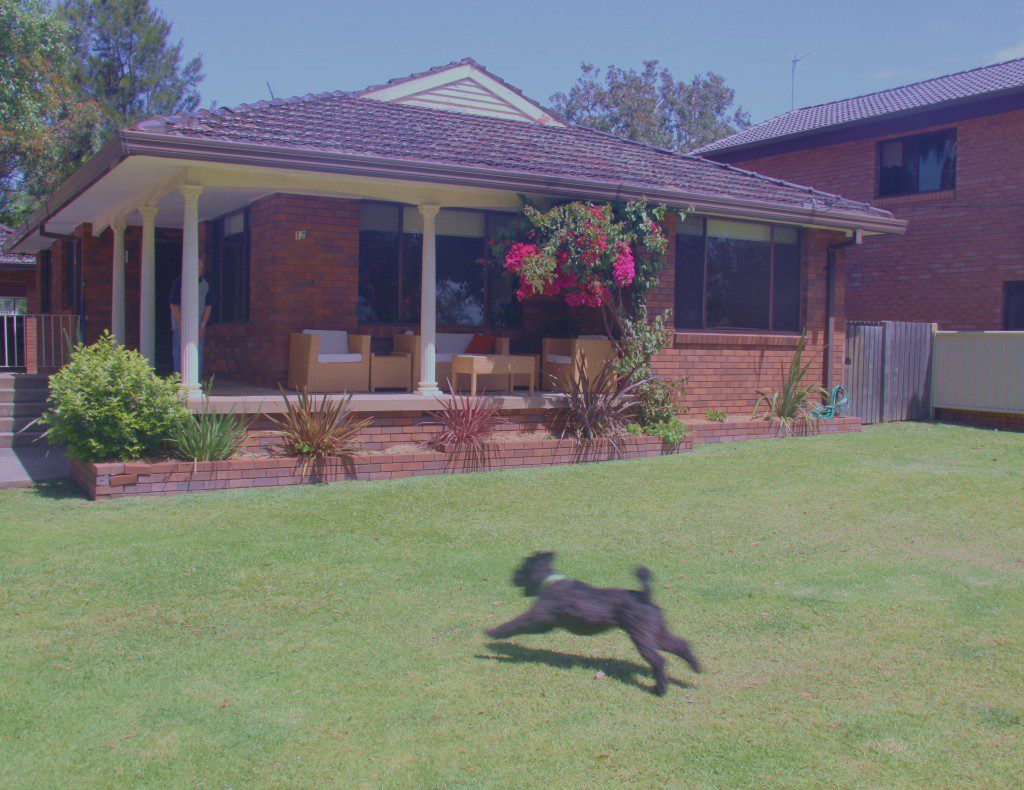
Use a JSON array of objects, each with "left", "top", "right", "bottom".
[
  {"left": 206, "top": 193, "right": 360, "bottom": 386},
  {"left": 721, "top": 108, "right": 1024, "bottom": 330},
  {"left": 0, "top": 267, "right": 36, "bottom": 306}
]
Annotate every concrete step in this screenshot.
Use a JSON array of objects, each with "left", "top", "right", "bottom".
[
  {"left": 0, "top": 401, "right": 48, "bottom": 418},
  {"left": 0, "top": 413, "right": 44, "bottom": 433},
  {"left": 0, "top": 429, "right": 48, "bottom": 449}
]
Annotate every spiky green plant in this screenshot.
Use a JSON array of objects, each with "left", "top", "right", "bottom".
[
  {"left": 751, "top": 333, "right": 827, "bottom": 435},
  {"left": 167, "top": 397, "right": 250, "bottom": 468}
]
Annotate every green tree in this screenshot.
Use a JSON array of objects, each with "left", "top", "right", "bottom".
[
  {"left": 0, "top": 0, "right": 103, "bottom": 225},
  {"left": 551, "top": 60, "right": 750, "bottom": 153},
  {"left": 60, "top": 0, "right": 204, "bottom": 130}
]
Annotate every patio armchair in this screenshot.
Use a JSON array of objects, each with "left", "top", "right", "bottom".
[
  {"left": 394, "top": 331, "right": 510, "bottom": 390},
  {"left": 541, "top": 335, "right": 615, "bottom": 391},
  {"left": 287, "top": 329, "right": 370, "bottom": 392}
]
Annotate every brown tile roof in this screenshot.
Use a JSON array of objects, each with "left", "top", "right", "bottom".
[
  {"left": 133, "top": 90, "right": 891, "bottom": 221},
  {"left": 695, "top": 56, "right": 1024, "bottom": 155}
]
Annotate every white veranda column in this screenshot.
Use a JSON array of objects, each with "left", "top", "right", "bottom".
[
  {"left": 416, "top": 204, "right": 441, "bottom": 395},
  {"left": 110, "top": 218, "right": 126, "bottom": 344},
  {"left": 179, "top": 185, "right": 203, "bottom": 396},
  {"left": 139, "top": 205, "right": 158, "bottom": 362}
]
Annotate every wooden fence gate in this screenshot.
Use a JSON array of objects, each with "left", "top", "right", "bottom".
[{"left": 843, "top": 321, "right": 935, "bottom": 423}]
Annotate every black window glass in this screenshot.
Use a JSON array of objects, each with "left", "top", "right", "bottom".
[
  {"left": 358, "top": 203, "right": 400, "bottom": 323},
  {"left": 771, "top": 227, "right": 801, "bottom": 332},
  {"left": 878, "top": 130, "right": 956, "bottom": 197},
  {"left": 39, "top": 252, "right": 52, "bottom": 313},
  {"left": 435, "top": 211, "right": 485, "bottom": 327},
  {"left": 358, "top": 203, "right": 520, "bottom": 329},
  {"left": 674, "top": 218, "right": 800, "bottom": 333},
  {"left": 705, "top": 220, "right": 771, "bottom": 330},
  {"left": 486, "top": 213, "right": 522, "bottom": 328},
  {"left": 674, "top": 217, "right": 705, "bottom": 329},
  {"left": 211, "top": 210, "right": 249, "bottom": 323},
  {"left": 1005, "top": 281, "right": 1024, "bottom": 330}
]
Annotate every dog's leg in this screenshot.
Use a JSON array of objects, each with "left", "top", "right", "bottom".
[
  {"left": 659, "top": 631, "right": 702, "bottom": 674},
  {"left": 486, "top": 605, "right": 554, "bottom": 639},
  {"left": 625, "top": 624, "right": 668, "bottom": 696}
]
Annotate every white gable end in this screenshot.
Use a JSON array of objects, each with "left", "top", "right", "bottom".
[{"left": 359, "top": 63, "right": 563, "bottom": 126}]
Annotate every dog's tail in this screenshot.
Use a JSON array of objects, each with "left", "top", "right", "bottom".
[{"left": 636, "top": 567, "right": 653, "bottom": 604}]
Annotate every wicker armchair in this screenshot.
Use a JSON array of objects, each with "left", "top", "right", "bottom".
[
  {"left": 287, "top": 330, "right": 370, "bottom": 392},
  {"left": 541, "top": 336, "right": 615, "bottom": 391}
]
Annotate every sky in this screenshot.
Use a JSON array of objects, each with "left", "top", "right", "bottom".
[{"left": 157, "top": 0, "right": 1024, "bottom": 125}]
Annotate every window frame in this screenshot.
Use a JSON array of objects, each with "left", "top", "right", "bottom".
[
  {"left": 207, "top": 207, "right": 251, "bottom": 324},
  {"left": 674, "top": 217, "right": 803, "bottom": 333},
  {"left": 39, "top": 251, "right": 52, "bottom": 313},
  {"left": 876, "top": 128, "right": 957, "bottom": 198},
  {"left": 357, "top": 201, "right": 521, "bottom": 330}
]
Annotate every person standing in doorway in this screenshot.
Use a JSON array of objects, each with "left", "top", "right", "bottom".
[{"left": 169, "top": 258, "right": 211, "bottom": 378}]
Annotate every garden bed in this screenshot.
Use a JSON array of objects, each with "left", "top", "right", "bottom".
[{"left": 67, "top": 417, "right": 861, "bottom": 499}]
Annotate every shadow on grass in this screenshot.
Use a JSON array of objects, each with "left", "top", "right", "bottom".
[
  {"left": 477, "top": 641, "right": 693, "bottom": 694},
  {"left": 25, "top": 480, "right": 85, "bottom": 501}
]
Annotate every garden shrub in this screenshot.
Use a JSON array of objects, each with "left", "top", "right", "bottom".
[{"left": 41, "top": 332, "right": 186, "bottom": 462}]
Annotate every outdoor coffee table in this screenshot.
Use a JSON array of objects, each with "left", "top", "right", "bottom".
[{"left": 451, "top": 353, "right": 536, "bottom": 395}]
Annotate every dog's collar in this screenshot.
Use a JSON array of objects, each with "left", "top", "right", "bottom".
[{"left": 539, "top": 573, "right": 566, "bottom": 588}]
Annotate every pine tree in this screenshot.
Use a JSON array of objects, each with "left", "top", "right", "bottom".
[{"left": 60, "top": 0, "right": 204, "bottom": 130}]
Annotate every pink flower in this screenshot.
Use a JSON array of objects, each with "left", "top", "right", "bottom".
[
  {"left": 504, "top": 242, "right": 539, "bottom": 274},
  {"left": 612, "top": 241, "right": 635, "bottom": 287}
]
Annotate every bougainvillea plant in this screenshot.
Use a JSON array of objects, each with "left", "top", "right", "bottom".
[{"left": 490, "top": 198, "right": 672, "bottom": 334}]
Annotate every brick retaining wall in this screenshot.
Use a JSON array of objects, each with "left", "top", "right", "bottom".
[{"left": 68, "top": 417, "right": 861, "bottom": 500}]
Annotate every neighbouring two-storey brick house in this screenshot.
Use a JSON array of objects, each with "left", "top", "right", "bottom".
[
  {"left": 4, "top": 58, "right": 903, "bottom": 422},
  {"left": 696, "top": 57, "right": 1024, "bottom": 332}
]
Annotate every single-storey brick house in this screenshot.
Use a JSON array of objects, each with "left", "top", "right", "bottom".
[
  {"left": 5, "top": 58, "right": 904, "bottom": 416},
  {"left": 696, "top": 56, "right": 1024, "bottom": 331}
]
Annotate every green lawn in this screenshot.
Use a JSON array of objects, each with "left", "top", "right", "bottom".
[{"left": 2, "top": 423, "right": 1023, "bottom": 787}]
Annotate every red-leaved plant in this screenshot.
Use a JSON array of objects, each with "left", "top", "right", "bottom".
[{"left": 428, "top": 381, "right": 503, "bottom": 468}]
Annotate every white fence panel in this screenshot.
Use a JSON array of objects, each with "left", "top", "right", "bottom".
[{"left": 931, "top": 331, "right": 1024, "bottom": 414}]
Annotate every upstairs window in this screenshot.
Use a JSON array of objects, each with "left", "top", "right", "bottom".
[
  {"left": 675, "top": 217, "right": 801, "bottom": 333},
  {"left": 208, "top": 209, "right": 250, "bottom": 323},
  {"left": 878, "top": 129, "right": 956, "bottom": 197}
]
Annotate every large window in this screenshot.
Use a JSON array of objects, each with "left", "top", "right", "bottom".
[
  {"left": 207, "top": 209, "right": 250, "bottom": 323},
  {"left": 1006, "top": 281, "right": 1024, "bottom": 330},
  {"left": 675, "top": 217, "right": 801, "bottom": 332},
  {"left": 358, "top": 203, "right": 521, "bottom": 328},
  {"left": 39, "top": 251, "right": 52, "bottom": 313},
  {"left": 878, "top": 129, "right": 956, "bottom": 197}
]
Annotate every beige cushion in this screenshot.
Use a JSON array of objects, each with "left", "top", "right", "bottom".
[
  {"left": 318, "top": 353, "right": 362, "bottom": 364},
  {"left": 303, "top": 329, "right": 348, "bottom": 354}
]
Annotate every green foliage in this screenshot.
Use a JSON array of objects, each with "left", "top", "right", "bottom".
[
  {"left": 59, "top": 0, "right": 204, "bottom": 130},
  {"left": 751, "top": 333, "right": 827, "bottom": 435},
  {"left": 0, "top": 0, "right": 104, "bottom": 224},
  {"left": 167, "top": 397, "right": 250, "bottom": 464},
  {"left": 643, "top": 417, "right": 687, "bottom": 447},
  {"left": 40, "top": 332, "right": 186, "bottom": 461},
  {"left": 615, "top": 304, "right": 687, "bottom": 437},
  {"left": 550, "top": 59, "right": 751, "bottom": 152},
  {"left": 706, "top": 409, "right": 727, "bottom": 423},
  {"left": 268, "top": 388, "right": 371, "bottom": 471}
]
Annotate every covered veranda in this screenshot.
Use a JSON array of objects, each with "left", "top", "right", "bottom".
[{"left": 10, "top": 147, "right": 599, "bottom": 411}]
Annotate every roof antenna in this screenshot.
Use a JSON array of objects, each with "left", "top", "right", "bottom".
[
  {"left": 266, "top": 81, "right": 276, "bottom": 100},
  {"left": 790, "top": 52, "right": 810, "bottom": 110}
]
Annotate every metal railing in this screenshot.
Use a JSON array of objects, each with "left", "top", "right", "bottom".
[{"left": 0, "top": 313, "right": 81, "bottom": 372}]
